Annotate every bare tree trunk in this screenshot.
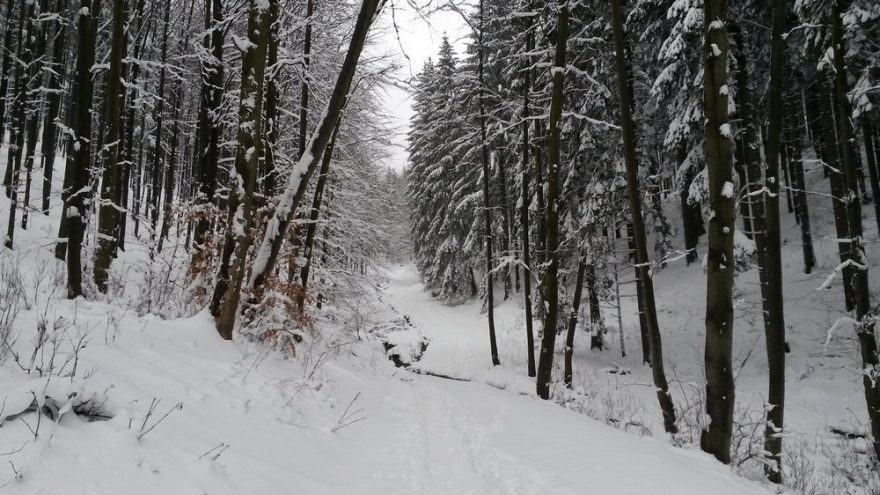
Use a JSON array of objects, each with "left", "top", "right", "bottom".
[
  {"left": 3, "top": 0, "right": 30, "bottom": 248},
  {"left": 786, "top": 95, "right": 815, "bottom": 273},
  {"left": 535, "top": 0, "right": 568, "bottom": 400},
  {"left": 286, "top": 0, "right": 313, "bottom": 284},
  {"left": 830, "top": 0, "right": 880, "bottom": 460},
  {"left": 861, "top": 117, "right": 880, "bottom": 234},
  {"left": 62, "top": 0, "right": 98, "bottom": 296},
  {"left": 519, "top": 0, "right": 536, "bottom": 377},
  {"left": 298, "top": 118, "right": 340, "bottom": 311},
  {"left": 701, "top": 0, "right": 735, "bottom": 464},
  {"left": 0, "top": 0, "right": 15, "bottom": 148},
  {"left": 610, "top": 0, "right": 677, "bottom": 434},
  {"left": 94, "top": 0, "right": 127, "bottom": 291},
  {"left": 563, "top": 255, "right": 586, "bottom": 387},
  {"left": 245, "top": 0, "right": 386, "bottom": 297},
  {"left": 192, "top": 0, "right": 225, "bottom": 251},
  {"left": 760, "top": 0, "right": 788, "bottom": 481},
  {"left": 41, "top": 0, "right": 69, "bottom": 215},
  {"left": 211, "top": 0, "right": 274, "bottom": 339},
  {"left": 477, "top": 0, "right": 499, "bottom": 366},
  {"left": 149, "top": 0, "right": 171, "bottom": 237}
]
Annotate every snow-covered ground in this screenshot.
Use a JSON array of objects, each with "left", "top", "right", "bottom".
[
  {"left": 0, "top": 263, "right": 772, "bottom": 494},
  {"left": 0, "top": 146, "right": 871, "bottom": 493},
  {"left": 0, "top": 152, "right": 771, "bottom": 493}
]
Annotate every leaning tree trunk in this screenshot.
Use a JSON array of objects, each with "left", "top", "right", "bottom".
[
  {"left": 760, "top": 0, "right": 788, "bottom": 481},
  {"left": 535, "top": 0, "right": 568, "bottom": 400},
  {"left": 701, "top": 0, "right": 735, "bottom": 464},
  {"left": 610, "top": 0, "right": 677, "bottom": 434},
  {"left": 519, "top": 0, "right": 536, "bottom": 377},
  {"left": 477, "top": 0, "right": 499, "bottom": 366},
  {"left": 830, "top": 0, "right": 880, "bottom": 460},
  {"left": 298, "top": 117, "right": 340, "bottom": 311},
  {"left": 93, "top": 0, "right": 127, "bottom": 292},
  {"left": 211, "top": 0, "right": 273, "bottom": 339},
  {"left": 245, "top": 0, "right": 386, "bottom": 297}
]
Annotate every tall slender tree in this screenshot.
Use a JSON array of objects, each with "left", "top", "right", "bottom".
[
  {"left": 94, "top": 0, "right": 128, "bottom": 292},
  {"left": 535, "top": 0, "right": 568, "bottom": 400},
  {"left": 760, "top": 0, "right": 788, "bottom": 481},
  {"left": 701, "top": 0, "right": 736, "bottom": 464},
  {"left": 609, "top": 0, "right": 677, "bottom": 435}
]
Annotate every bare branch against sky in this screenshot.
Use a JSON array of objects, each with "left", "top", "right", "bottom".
[{"left": 376, "top": 0, "right": 470, "bottom": 171}]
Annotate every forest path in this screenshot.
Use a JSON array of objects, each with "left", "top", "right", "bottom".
[{"left": 375, "top": 263, "right": 771, "bottom": 495}]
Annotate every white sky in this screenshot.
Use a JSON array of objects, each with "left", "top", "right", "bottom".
[{"left": 374, "top": 1, "right": 471, "bottom": 171}]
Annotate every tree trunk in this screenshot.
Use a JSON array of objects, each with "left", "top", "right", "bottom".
[
  {"left": 298, "top": 118, "right": 340, "bottom": 311},
  {"left": 94, "top": 0, "right": 127, "bottom": 292},
  {"left": 519, "top": 0, "right": 536, "bottom": 377},
  {"left": 477, "top": 0, "right": 499, "bottom": 366},
  {"left": 62, "top": 0, "right": 98, "bottom": 296},
  {"left": 701, "top": 0, "right": 735, "bottom": 464},
  {"left": 760, "top": 0, "right": 788, "bottom": 481},
  {"left": 786, "top": 95, "right": 816, "bottom": 274},
  {"left": 0, "top": 0, "right": 14, "bottom": 148},
  {"left": 286, "top": 0, "right": 313, "bottom": 284},
  {"left": 861, "top": 117, "right": 880, "bottom": 234},
  {"left": 678, "top": 142, "right": 704, "bottom": 264},
  {"left": 535, "top": 0, "right": 568, "bottom": 400},
  {"left": 563, "top": 255, "right": 586, "bottom": 387},
  {"left": 211, "top": 0, "right": 274, "bottom": 339},
  {"left": 812, "top": 75, "right": 855, "bottom": 310},
  {"left": 610, "top": 0, "right": 677, "bottom": 434},
  {"left": 40, "top": 0, "right": 69, "bottom": 215},
  {"left": 3, "top": 0, "right": 30, "bottom": 248},
  {"left": 830, "top": 0, "right": 880, "bottom": 460},
  {"left": 192, "top": 0, "right": 225, "bottom": 251},
  {"left": 245, "top": 0, "right": 385, "bottom": 298}
]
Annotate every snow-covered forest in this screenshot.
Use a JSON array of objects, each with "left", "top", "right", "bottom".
[{"left": 0, "top": 0, "right": 879, "bottom": 492}]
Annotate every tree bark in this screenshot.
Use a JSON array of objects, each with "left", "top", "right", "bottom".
[
  {"left": 829, "top": 0, "right": 880, "bottom": 460},
  {"left": 245, "top": 0, "right": 386, "bottom": 297},
  {"left": 519, "top": 0, "right": 536, "bottom": 377},
  {"left": 94, "top": 0, "right": 127, "bottom": 291},
  {"left": 211, "top": 0, "right": 274, "bottom": 339},
  {"left": 477, "top": 0, "right": 499, "bottom": 366},
  {"left": 760, "top": 0, "right": 788, "bottom": 481},
  {"left": 610, "top": 0, "right": 677, "bottom": 434},
  {"left": 701, "top": 0, "right": 735, "bottom": 464},
  {"left": 40, "top": 0, "right": 69, "bottom": 215},
  {"left": 61, "top": 0, "right": 98, "bottom": 296},
  {"left": 192, "top": 0, "right": 225, "bottom": 251},
  {"left": 563, "top": 255, "right": 586, "bottom": 387},
  {"left": 535, "top": 0, "right": 568, "bottom": 400},
  {"left": 861, "top": 117, "right": 880, "bottom": 234},
  {"left": 786, "top": 96, "right": 815, "bottom": 274},
  {"left": 298, "top": 118, "right": 340, "bottom": 311}
]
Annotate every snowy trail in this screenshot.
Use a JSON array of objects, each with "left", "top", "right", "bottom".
[
  {"left": 376, "top": 263, "right": 771, "bottom": 494},
  {"left": 381, "top": 263, "right": 521, "bottom": 381}
]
